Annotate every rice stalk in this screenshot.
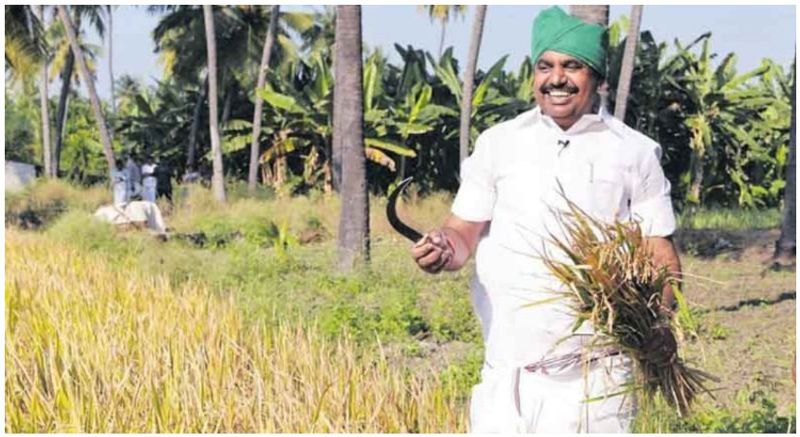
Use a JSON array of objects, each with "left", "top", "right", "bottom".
[
  {"left": 5, "top": 229, "right": 466, "bottom": 432},
  {"left": 539, "top": 194, "right": 717, "bottom": 416}
]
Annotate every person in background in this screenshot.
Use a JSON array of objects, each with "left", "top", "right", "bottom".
[
  {"left": 126, "top": 153, "right": 143, "bottom": 200},
  {"left": 141, "top": 156, "right": 158, "bottom": 203},
  {"left": 156, "top": 160, "right": 173, "bottom": 203},
  {"left": 112, "top": 159, "right": 129, "bottom": 206}
]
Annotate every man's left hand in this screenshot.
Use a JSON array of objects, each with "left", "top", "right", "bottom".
[{"left": 640, "top": 323, "right": 678, "bottom": 366}]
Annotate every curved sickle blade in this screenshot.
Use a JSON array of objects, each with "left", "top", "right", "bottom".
[{"left": 386, "top": 177, "right": 423, "bottom": 243}]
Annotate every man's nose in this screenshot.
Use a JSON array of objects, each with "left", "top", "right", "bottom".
[{"left": 549, "top": 68, "right": 567, "bottom": 86}]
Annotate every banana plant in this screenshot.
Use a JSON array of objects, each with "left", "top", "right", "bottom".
[
  {"left": 668, "top": 36, "right": 770, "bottom": 205},
  {"left": 362, "top": 50, "right": 418, "bottom": 177},
  {"left": 720, "top": 59, "right": 793, "bottom": 207},
  {"left": 224, "top": 51, "right": 416, "bottom": 193}
]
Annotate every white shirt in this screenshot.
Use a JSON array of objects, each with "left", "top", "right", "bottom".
[{"left": 453, "top": 106, "right": 675, "bottom": 432}]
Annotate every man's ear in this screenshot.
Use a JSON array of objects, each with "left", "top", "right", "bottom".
[{"left": 595, "top": 79, "right": 608, "bottom": 94}]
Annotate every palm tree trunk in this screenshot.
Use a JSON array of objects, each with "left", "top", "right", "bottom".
[
  {"left": 56, "top": 6, "right": 115, "bottom": 178},
  {"left": 438, "top": 21, "right": 446, "bottom": 59},
  {"left": 568, "top": 5, "right": 609, "bottom": 26},
  {"left": 53, "top": 48, "right": 74, "bottom": 177},
  {"left": 334, "top": 5, "right": 369, "bottom": 271},
  {"left": 331, "top": 16, "right": 341, "bottom": 193},
  {"left": 687, "top": 147, "right": 705, "bottom": 204},
  {"left": 203, "top": 5, "right": 226, "bottom": 203},
  {"left": 39, "top": 55, "right": 53, "bottom": 178},
  {"left": 569, "top": 6, "right": 610, "bottom": 108},
  {"left": 187, "top": 74, "right": 208, "bottom": 174},
  {"left": 221, "top": 84, "right": 232, "bottom": 126},
  {"left": 459, "top": 5, "right": 487, "bottom": 169},
  {"left": 775, "top": 60, "right": 796, "bottom": 258},
  {"left": 248, "top": 4, "right": 279, "bottom": 193},
  {"left": 613, "top": 5, "right": 643, "bottom": 122},
  {"left": 107, "top": 5, "right": 115, "bottom": 115},
  {"left": 35, "top": 5, "right": 52, "bottom": 178}
]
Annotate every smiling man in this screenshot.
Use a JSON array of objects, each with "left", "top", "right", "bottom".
[{"left": 410, "top": 6, "right": 682, "bottom": 433}]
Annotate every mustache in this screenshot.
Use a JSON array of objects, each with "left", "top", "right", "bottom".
[{"left": 540, "top": 83, "right": 579, "bottom": 94}]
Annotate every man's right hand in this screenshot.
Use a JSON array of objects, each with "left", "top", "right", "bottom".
[
  {"left": 409, "top": 215, "right": 488, "bottom": 275},
  {"left": 411, "top": 230, "right": 454, "bottom": 274}
]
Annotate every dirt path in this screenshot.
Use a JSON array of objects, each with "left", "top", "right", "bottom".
[{"left": 676, "top": 229, "right": 795, "bottom": 414}]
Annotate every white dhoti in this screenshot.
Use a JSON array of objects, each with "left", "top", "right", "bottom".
[
  {"left": 142, "top": 176, "right": 157, "bottom": 202},
  {"left": 466, "top": 275, "right": 635, "bottom": 434},
  {"left": 469, "top": 355, "right": 635, "bottom": 433}
]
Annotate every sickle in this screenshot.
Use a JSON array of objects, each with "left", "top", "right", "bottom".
[{"left": 386, "top": 176, "right": 423, "bottom": 243}]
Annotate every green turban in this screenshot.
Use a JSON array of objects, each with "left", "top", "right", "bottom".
[{"left": 531, "top": 6, "right": 608, "bottom": 77}]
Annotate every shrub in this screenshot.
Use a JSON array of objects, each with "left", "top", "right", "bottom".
[{"left": 6, "top": 179, "right": 108, "bottom": 229}]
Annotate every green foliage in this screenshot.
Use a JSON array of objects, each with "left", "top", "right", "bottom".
[
  {"left": 606, "top": 16, "right": 792, "bottom": 210},
  {"left": 45, "top": 210, "right": 131, "bottom": 253},
  {"left": 633, "top": 389, "right": 795, "bottom": 433},
  {"left": 5, "top": 89, "right": 40, "bottom": 164},
  {"left": 682, "top": 395, "right": 795, "bottom": 433},
  {"left": 61, "top": 97, "right": 116, "bottom": 183},
  {"left": 708, "top": 323, "right": 730, "bottom": 340},
  {"left": 677, "top": 207, "right": 781, "bottom": 230},
  {"left": 4, "top": 8, "right": 793, "bottom": 211},
  {"left": 439, "top": 347, "right": 484, "bottom": 396}
]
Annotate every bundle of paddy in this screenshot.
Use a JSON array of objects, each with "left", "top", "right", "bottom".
[{"left": 539, "top": 199, "right": 716, "bottom": 416}]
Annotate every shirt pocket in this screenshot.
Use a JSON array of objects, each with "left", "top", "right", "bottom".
[{"left": 587, "top": 163, "right": 628, "bottom": 221}]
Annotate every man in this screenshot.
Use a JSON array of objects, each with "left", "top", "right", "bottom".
[
  {"left": 111, "top": 159, "right": 129, "bottom": 206},
  {"left": 141, "top": 156, "right": 158, "bottom": 203},
  {"left": 411, "top": 6, "right": 680, "bottom": 433},
  {"left": 125, "top": 153, "right": 143, "bottom": 200},
  {"left": 156, "top": 160, "right": 174, "bottom": 203}
]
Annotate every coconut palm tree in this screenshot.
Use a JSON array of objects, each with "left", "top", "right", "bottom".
[
  {"left": 151, "top": 5, "right": 306, "bottom": 177},
  {"left": 248, "top": 5, "right": 280, "bottom": 193},
  {"left": 4, "top": 5, "right": 46, "bottom": 81},
  {"left": 202, "top": 5, "right": 226, "bottom": 202},
  {"left": 7, "top": 5, "right": 52, "bottom": 176},
  {"left": 418, "top": 5, "right": 467, "bottom": 59},
  {"left": 613, "top": 5, "right": 643, "bottom": 122},
  {"left": 50, "top": 5, "right": 105, "bottom": 177},
  {"left": 459, "top": 5, "right": 487, "bottom": 168},
  {"left": 775, "top": 57, "right": 796, "bottom": 260},
  {"left": 334, "top": 5, "right": 369, "bottom": 270},
  {"left": 5, "top": 5, "right": 52, "bottom": 175},
  {"left": 56, "top": 5, "right": 114, "bottom": 177}
]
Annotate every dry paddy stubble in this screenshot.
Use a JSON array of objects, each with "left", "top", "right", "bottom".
[{"left": 5, "top": 230, "right": 466, "bottom": 432}]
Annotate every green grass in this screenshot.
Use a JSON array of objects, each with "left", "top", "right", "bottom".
[{"left": 677, "top": 207, "right": 781, "bottom": 230}]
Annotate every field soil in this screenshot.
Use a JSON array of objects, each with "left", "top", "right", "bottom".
[{"left": 674, "top": 228, "right": 795, "bottom": 415}]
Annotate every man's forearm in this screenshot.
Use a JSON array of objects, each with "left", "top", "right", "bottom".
[
  {"left": 441, "top": 226, "right": 473, "bottom": 271},
  {"left": 439, "top": 216, "right": 486, "bottom": 271},
  {"left": 646, "top": 236, "right": 682, "bottom": 309}
]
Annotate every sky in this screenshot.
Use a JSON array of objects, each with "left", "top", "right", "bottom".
[{"left": 69, "top": 4, "right": 796, "bottom": 101}]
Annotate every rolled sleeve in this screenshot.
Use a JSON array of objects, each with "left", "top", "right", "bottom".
[
  {"left": 630, "top": 145, "right": 676, "bottom": 237},
  {"left": 452, "top": 134, "right": 496, "bottom": 221}
]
